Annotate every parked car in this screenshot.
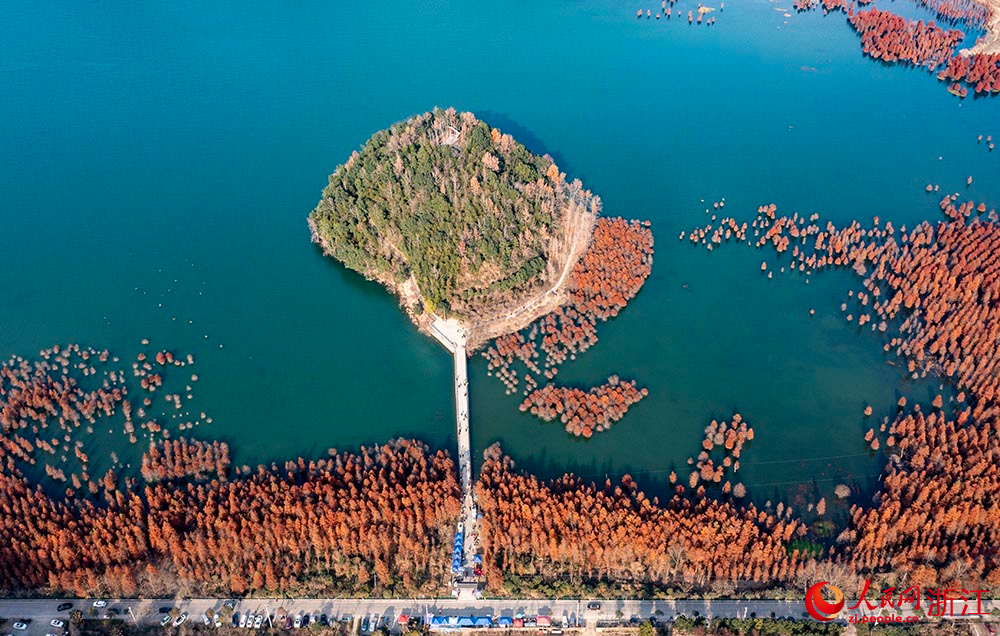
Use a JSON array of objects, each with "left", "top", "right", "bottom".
[
  {"left": 214, "top": 613, "right": 222, "bottom": 628},
  {"left": 284, "top": 617, "right": 293, "bottom": 630},
  {"left": 311, "top": 614, "right": 319, "bottom": 627},
  {"left": 232, "top": 614, "right": 240, "bottom": 628},
  {"left": 360, "top": 616, "right": 369, "bottom": 633},
  {"left": 224, "top": 600, "right": 238, "bottom": 609},
  {"left": 239, "top": 614, "right": 249, "bottom": 629},
  {"left": 12, "top": 624, "right": 27, "bottom": 631},
  {"left": 339, "top": 615, "right": 352, "bottom": 624},
  {"left": 57, "top": 604, "right": 73, "bottom": 612},
  {"left": 319, "top": 614, "right": 328, "bottom": 626},
  {"left": 174, "top": 613, "right": 189, "bottom": 627},
  {"left": 253, "top": 614, "right": 263, "bottom": 629},
  {"left": 160, "top": 616, "right": 172, "bottom": 627},
  {"left": 586, "top": 602, "right": 601, "bottom": 611},
  {"left": 50, "top": 620, "right": 65, "bottom": 628},
  {"left": 93, "top": 601, "right": 108, "bottom": 608},
  {"left": 201, "top": 614, "right": 211, "bottom": 626},
  {"left": 294, "top": 614, "right": 302, "bottom": 629}
]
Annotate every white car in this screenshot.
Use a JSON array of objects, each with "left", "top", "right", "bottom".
[
  {"left": 12, "top": 624, "right": 27, "bottom": 631},
  {"left": 160, "top": 616, "right": 172, "bottom": 626},
  {"left": 202, "top": 615, "right": 211, "bottom": 626},
  {"left": 253, "top": 615, "right": 263, "bottom": 629},
  {"left": 239, "top": 614, "right": 249, "bottom": 628},
  {"left": 174, "top": 612, "right": 188, "bottom": 627},
  {"left": 294, "top": 614, "right": 302, "bottom": 629},
  {"left": 51, "top": 621, "right": 65, "bottom": 628},
  {"left": 93, "top": 601, "right": 108, "bottom": 608},
  {"left": 214, "top": 613, "right": 222, "bottom": 628}
]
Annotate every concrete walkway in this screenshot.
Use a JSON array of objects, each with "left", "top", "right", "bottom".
[{"left": 430, "top": 317, "right": 477, "bottom": 597}]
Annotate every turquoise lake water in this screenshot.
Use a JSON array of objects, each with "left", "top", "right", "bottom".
[{"left": 1, "top": 0, "right": 998, "bottom": 506}]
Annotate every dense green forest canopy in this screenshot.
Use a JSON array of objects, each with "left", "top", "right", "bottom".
[{"left": 308, "top": 108, "right": 596, "bottom": 319}]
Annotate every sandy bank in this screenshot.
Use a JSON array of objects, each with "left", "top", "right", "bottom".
[{"left": 964, "top": 0, "right": 1000, "bottom": 55}]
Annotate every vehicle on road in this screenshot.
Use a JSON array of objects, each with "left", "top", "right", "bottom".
[
  {"left": 587, "top": 602, "right": 601, "bottom": 611},
  {"left": 50, "top": 620, "right": 65, "bottom": 628},
  {"left": 12, "top": 624, "right": 27, "bottom": 631},
  {"left": 93, "top": 601, "right": 108, "bottom": 608},
  {"left": 56, "top": 604, "right": 73, "bottom": 612},
  {"left": 174, "top": 612, "right": 189, "bottom": 627},
  {"left": 160, "top": 616, "right": 172, "bottom": 627},
  {"left": 253, "top": 614, "right": 263, "bottom": 629}
]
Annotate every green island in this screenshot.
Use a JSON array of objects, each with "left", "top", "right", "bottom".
[{"left": 308, "top": 108, "right": 598, "bottom": 343}]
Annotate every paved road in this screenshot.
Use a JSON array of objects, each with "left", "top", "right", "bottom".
[{"left": 3, "top": 597, "right": 996, "bottom": 632}]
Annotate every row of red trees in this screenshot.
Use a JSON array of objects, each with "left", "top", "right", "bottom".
[
  {"left": 518, "top": 376, "right": 648, "bottom": 437},
  {"left": 475, "top": 445, "right": 817, "bottom": 594},
  {"left": 140, "top": 437, "right": 230, "bottom": 482},
  {"left": 850, "top": 9, "right": 964, "bottom": 68},
  {"left": 0, "top": 438, "right": 460, "bottom": 596},
  {"left": 791, "top": 0, "right": 999, "bottom": 98},
  {"left": 688, "top": 199, "right": 1000, "bottom": 588},
  {"left": 482, "top": 217, "right": 655, "bottom": 435}
]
